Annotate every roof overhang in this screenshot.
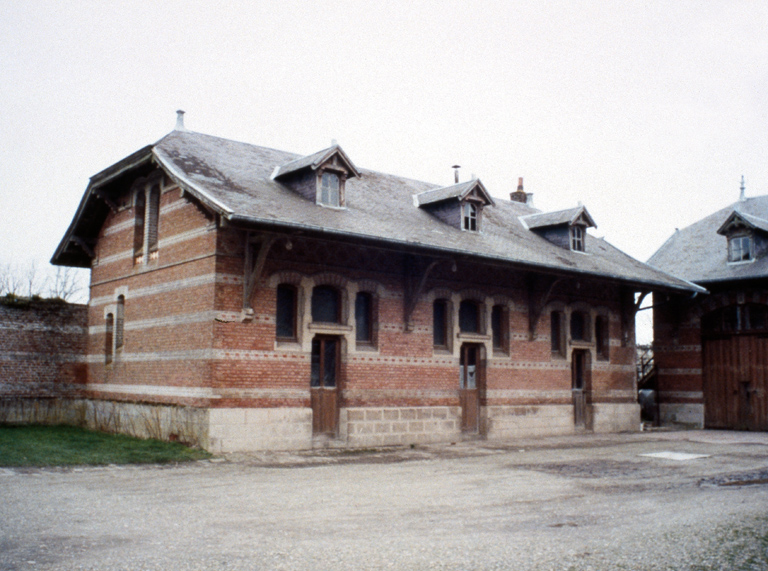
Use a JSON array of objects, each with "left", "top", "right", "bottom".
[{"left": 51, "top": 146, "right": 156, "bottom": 268}]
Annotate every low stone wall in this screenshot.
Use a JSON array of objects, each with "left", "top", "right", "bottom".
[{"left": 0, "top": 398, "right": 209, "bottom": 448}]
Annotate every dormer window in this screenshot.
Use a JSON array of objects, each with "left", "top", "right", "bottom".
[
  {"left": 728, "top": 235, "right": 753, "bottom": 262},
  {"left": 416, "top": 179, "right": 494, "bottom": 233},
  {"left": 320, "top": 172, "right": 341, "bottom": 207},
  {"left": 272, "top": 145, "right": 360, "bottom": 208},
  {"left": 571, "top": 225, "right": 585, "bottom": 252},
  {"left": 522, "top": 206, "right": 596, "bottom": 253},
  {"left": 463, "top": 203, "right": 478, "bottom": 231}
]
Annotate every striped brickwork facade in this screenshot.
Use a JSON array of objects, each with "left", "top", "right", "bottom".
[{"left": 60, "top": 167, "right": 643, "bottom": 451}]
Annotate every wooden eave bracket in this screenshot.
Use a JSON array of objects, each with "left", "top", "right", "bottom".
[
  {"left": 527, "top": 276, "right": 564, "bottom": 340},
  {"left": 403, "top": 257, "right": 442, "bottom": 331},
  {"left": 70, "top": 236, "right": 95, "bottom": 259},
  {"left": 93, "top": 190, "right": 119, "bottom": 213},
  {"left": 243, "top": 234, "right": 278, "bottom": 310}
]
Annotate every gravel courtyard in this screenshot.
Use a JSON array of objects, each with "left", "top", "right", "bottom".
[{"left": 2, "top": 430, "right": 768, "bottom": 571}]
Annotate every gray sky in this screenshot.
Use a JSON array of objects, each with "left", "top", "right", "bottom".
[{"left": 2, "top": 1, "right": 767, "bottom": 300}]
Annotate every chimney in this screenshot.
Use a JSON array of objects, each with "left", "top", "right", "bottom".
[
  {"left": 174, "top": 110, "right": 186, "bottom": 131},
  {"left": 510, "top": 177, "right": 527, "bottom": 203},
  {"left": 452, "top": 165, "right": 461, "bottom": 184},
  {"left": 740, "top": 175, "right": 746, "bottom": 201}
]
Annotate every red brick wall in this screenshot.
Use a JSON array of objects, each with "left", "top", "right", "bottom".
[{"left": 0, "top": 300, "right": 87, "bottom": 399}]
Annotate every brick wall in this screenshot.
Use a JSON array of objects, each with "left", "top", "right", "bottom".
[{"left": 0, "top": 299, "right": 87, "bottom": 400}]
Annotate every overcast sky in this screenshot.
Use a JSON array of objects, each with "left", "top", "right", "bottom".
[{"left": 2, "top": 1, "right": 767, "bottom": 303}]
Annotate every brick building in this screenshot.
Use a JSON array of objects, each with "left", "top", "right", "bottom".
[
  {"left": 52, "top": 113, "right": 696, "bottom": 451},
  {"left": 649, "top": 186, "right": 768, "bottom": 430}
]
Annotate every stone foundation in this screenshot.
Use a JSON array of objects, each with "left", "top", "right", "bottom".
[
  {"left": 208, "top": 407, "right": 313, "bottom": 453},
  {"left": 483, "top": 405, "right": 575, "bottom": 439},
  {"left": 1, "top": 399, "right": 644, "bottom": 452},
  {"left": 659, "top": 403, "right": 704, "bottom": 428},
  {"left": 341, "top": 406, "right": 461, "bottom": 447},
  {"left": 591, "top": 403, "right": 641, "bottom": 432}
]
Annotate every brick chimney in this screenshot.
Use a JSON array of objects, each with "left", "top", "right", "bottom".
[{"left": 510, "top": 177, "right": 527, "bottom": 203}]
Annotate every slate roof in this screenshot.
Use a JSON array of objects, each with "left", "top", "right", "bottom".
[
  {"left": 648, "top": 195, "right": 768, "bottom": 284},
  {"left": 521, "top": 206, "right": 596, "bottom": 230},
  {"left": 272, "top": 145, "right": 360, "bottom": 180},
  {"left": 53, "top": 129, "right": 699, "bottom": 293},
  {"left": 414, "top": 179, "right": 494, "bottom": 207},
  {"left": 717, "top": 210, "right": 768, "bottom": 235}
]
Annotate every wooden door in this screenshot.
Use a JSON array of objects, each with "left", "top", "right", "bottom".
[
  {"left": 460, "top": 344, "right": 481, "bottom": 433},
  {"left": 310, "top": 336, "right": 340, "bottom": 435},
  {"left": 572, "top": 349, "right": 591, "bottom": 429},
  {"left": 703, "top": 334, "right": 768, "bottom": 431}
]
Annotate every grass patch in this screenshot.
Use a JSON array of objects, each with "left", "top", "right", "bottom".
[{"left": 0, "top": 424, "right": 211, "bottom": 467}]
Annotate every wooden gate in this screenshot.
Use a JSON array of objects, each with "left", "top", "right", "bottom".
[
  {"left": 703, "top": 334, "right": 768, "bottom": 431},
  {"left": 310, "top": 336, "right": 340, "bottom": 435},
  {"left": 702, "top": 304, "right": 768, "bottom": 431}
]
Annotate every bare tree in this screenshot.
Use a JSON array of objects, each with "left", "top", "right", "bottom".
[
  {"left": 48, "top": 266, "right": 86, "bottom": 302},
  {"left": 0, "top": 260, "right": 88, "bottom": 302},
  {"left": 23, "top": 260, "right": 46, "bottom": 298},
  {"left": 0, "top": 262, "right": 22, "bottom": 296}
]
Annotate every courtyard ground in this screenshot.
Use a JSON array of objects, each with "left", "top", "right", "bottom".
[{"left": 2, "top": 429, "right": 768, "bottom": 570}]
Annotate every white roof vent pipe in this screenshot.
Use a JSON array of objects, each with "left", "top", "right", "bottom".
[{"left": 175, "top": 110, "right": 187, "bottom": 131}]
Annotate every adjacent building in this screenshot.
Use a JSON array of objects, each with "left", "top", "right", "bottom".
[{"left": 649, "top": 182, "right": 768, "bottom": 430}]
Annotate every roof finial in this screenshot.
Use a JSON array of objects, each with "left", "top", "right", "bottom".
[
  {"left": 739, "top": 175, "right": 746, "bottom": 202},
  {"left": 175, "top": 110, "right": 186, "bottom": 131}
]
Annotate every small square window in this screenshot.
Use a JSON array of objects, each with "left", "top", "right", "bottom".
[
  {"left": 463, "top": 203, "right": 478, "bottom": 232},
  {"left": 571, "top": 226, "right": 585, "bottom": 252},
  {"left": 320, "top": 172, "right": 340, "bottom": 207},
  {"left": 728, "top": 235, "right": 752, "bottom": 262}
]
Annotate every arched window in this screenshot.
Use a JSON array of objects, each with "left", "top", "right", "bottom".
[
  {"left": 105, "top": 313, "right": 114, "bottom": 364},
  {"left": 146, "top": 185, "right": 160, "bottom": 258},
  {"left": 595, "top": 315, "right": 609, "bottom": 360},
  {"left": 133, "top": 191, "right": 145, "bottom": 261},
  {"left": 570, "top": 311, "right": 589, "bottom": 341},
  {"left": 311, "top": 285, "right": 340, "bottom": 323},
  {"left": 115, "top": 295, "right": 125, "bottom": 350},
  {"left": 492, "top": 304, "right": 508, "bottom": 352},
  {"left": 276, "top": 284, "right": 298, "bottom": 339},
  {"left": 459, "top": 300, "right": 480, "bottom": 333},
  {"left": 551, "top": 310, "right": 565, "bottom": 356},
  {"left": 433, "top": 299, "right": 449, "bottom": 347},
  {"left": 355, "top": 291, "right": 373, "bottom": 344}
]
